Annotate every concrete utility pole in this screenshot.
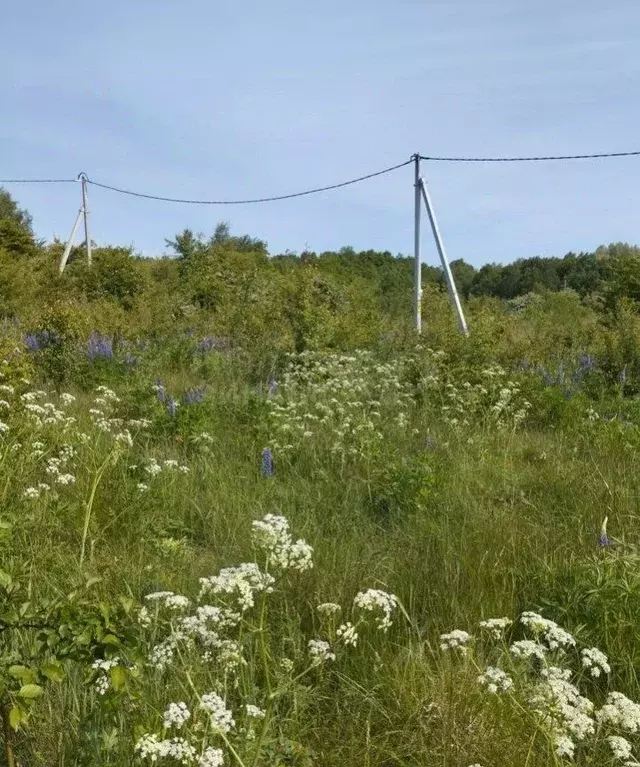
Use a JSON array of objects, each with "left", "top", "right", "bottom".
[
  {"left": 59, "top": 173, "right": 92, "bottom": 273},
  {"left": 412, "top": 153, "right": 422, "bottom": 333}
]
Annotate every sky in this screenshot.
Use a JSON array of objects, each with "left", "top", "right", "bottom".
[{"left": 2, "top": 0, "right": 640, "bottom": 267}]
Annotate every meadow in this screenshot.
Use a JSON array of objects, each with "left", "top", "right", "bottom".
[{"left": 2, "top": 196, "right": 640, "bottom": 765}]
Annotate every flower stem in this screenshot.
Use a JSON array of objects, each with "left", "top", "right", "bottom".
[{"left": 79, "top": 451, "right": 112, "bottom": 567}]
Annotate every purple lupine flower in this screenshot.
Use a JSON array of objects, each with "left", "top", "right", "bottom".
[
  {"left": 24, "top": 334, "right": 40, "bottom": 352},
  {"left": 167, "top": 397, "right": 178, "bottom": 417},
  {"left": 266, "top": 378, "right": 278, "bottom": 397},
  {"left": 198, "top": 336, "right": 231, "bottom": 353},
  {"left": 424, "top": 434, "right": 437, "bottom": 451},
  {"left": 24, "top": 329, "right": 59, "bottom": 351},
  {"left": 154, "top": 380, "right": 166, "bottom": 403},
  {"left": 183, "top": 386, "right": 206, "bottom": 405},
  {"left": 599, "top": 517, "right": 610, "bottom": 547},
  {"left": 261, "top": 448, "right": 275, "bottom": 477},
  {"left": 198, "top": 336, "right": 217, "bottom": 353},
  {"left": 87, "top": 331, "right": 113, "bottom": 361}
]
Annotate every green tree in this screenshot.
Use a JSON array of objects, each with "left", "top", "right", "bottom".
[
  {"left": 0, "top": 189, "right": 33, "bottom": 232},
  {"left": 0, "top": 189, "right": 36, "bottom": 258}
]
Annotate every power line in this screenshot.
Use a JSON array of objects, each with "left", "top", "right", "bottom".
[
  {"left": 86, "top": 160, "right": 413, "bottom": 205},
  {"left": 0, "top": 178, "right": 77, "bottom": 184},
  {"left": 419, "top": 150, "right": 640, "bottom": 162}
]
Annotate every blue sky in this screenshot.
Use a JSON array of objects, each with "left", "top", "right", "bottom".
[{"left": 2, "top": 0, "right": 639, "bottom": 266}]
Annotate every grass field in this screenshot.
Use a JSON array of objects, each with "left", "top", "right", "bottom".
[{"left": 1, "top": 338, "right": 639, "bottom": 767}]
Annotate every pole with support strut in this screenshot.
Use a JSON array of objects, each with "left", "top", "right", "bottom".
[
  {"left": 412, "top": 153, "right": 422, "bottom": 333},
  {"left": 59, "top": 173, "right": 93, "bottom": 274},
  {"left": 419, "top": 176, "right": 468, "bottom": 335}
]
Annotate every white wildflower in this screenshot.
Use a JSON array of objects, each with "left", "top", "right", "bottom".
[
  {"left": 544, "top": 626, "right": 576, "bottom": 651},
  {"left": 91, "top": 657, "right": 120, "bottom": 695},
  {"left": 198, "top": 747, "right": 224, "bottom": 767},
  {"left": 95, "top": 385, "right": 119, "bottom": 401},
  {"left": 200, "top": 692, "right": 234, "bottom": 732},
  {"left": 251, "top": 514, "right": 313, "bottom": 572},
  {"left": 336, "top": 622, "right": 358, "bottom": 647},
  {"left": 199, "top": 563, "right": 274, "bottom": 611},
  {"left": 597, "top": 692, "right": 640, "bottom": 733},
  {"left": 149, "top": 638, "right": 177, "bottom": 670},
  {"left": 477, "top": 666, "right": 513, "bottom": 694},
  {"left": 165, "top": 594, "right": 190, "bottom": 610},
  {"left": 55, "top": 473, "right": 76, "bottom": 485},
  {"left": 353, "top": 589, "right": 398, "bottom": 631},
  {"left": 317, "top": 602, "right": 342, "bottom": 617},
  {"left": 608, "top": 736, "right": 634, "bottom": 761},
  {"left": 478, "top": 617, "right": 512, "bottom": 639},
  {"left": 135, "top": 733, "right": 196, "bottom": 764},
  {"left": 115, "top": 430, "right": 133, "bottom": 447},
  {"left": 144, "top": 591, "right": 189, "bottom": 610},
  {"left": 554, "top": 734, "right": 575, "bottom": 759},
  {"left": 145, "top": 459, "right": 163, "bottom": 477},
  {"left": 145, "top": 591, "right": 175, "bottom": 601},
  {"left": 215, "top": 640, "right": 246, "bottom": 671},
  {"left": 510, "top": 640, "right": 546, "bottom": 662},
  {"left": 531, "top": 667, "right": 595, "bottom": 742},
  {"left": 138, "top": 606, "right": 151, "bottom": 626},
  {"left": 581, "top": 647, "right": 611, "bottom": 677},
  {"left": 163, "top": 701, "right": 191, "bottom": 729},
  {"left": 520, "top": 611, "right": 557, "bottom": 634},
  {"left": 440, "top": 629, "right": 472, "bottom": 653},
  {"left": 245, "top": 704, "right": 266, "bottom": 719},
  {"left": 308, "top": 639, "right": 335, "bottom": 664}
]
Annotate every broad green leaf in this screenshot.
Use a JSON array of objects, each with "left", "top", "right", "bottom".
[
  {"left": 8, "top": 666, "right": 36, "bottom": 685},
  {"left": 41, "top": 660, "right": 65, "bottom": 683},
  {"left": 109, "top": 665, "right": 127, "bottom": 692},
  {"left": 17, "top": 683, "right": 43, "bottom": 699},
  {"left": 9, "top": 705, "right": 25, "bottom": 730},
  {"left": 118, "top": 596, "right": 135, "bottom": 615}
]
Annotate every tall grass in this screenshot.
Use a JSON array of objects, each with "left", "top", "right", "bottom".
[{"left": 0, "top": 344, "right": 639, "bottom": 766}]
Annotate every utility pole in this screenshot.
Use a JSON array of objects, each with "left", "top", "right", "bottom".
[
  {"left": 413, "top": 153, "right": 422, "bottom": 333},
  {"left": 59, "top": 173, "right": 92, "bottom": 273},
  {"left": 80, "top": 173, "right": 92, "bottom": 267}
]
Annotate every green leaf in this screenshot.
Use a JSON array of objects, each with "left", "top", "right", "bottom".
[
  {"left": 8, "top": 666, "right": 36, "bottom": 684},
  {"left": 0, "top": 569, "right": 12, "bottom": 589},
  {"left": 17, "top": 684, "right": 43, "bottom": 699},
  {"left": 109, "top": 665, "right": 127, "bottom": 692},
  {"left": 118, "top": 596, "right": 135, "bottom": 615},
  {"left": 9, "top": 705, "right": 25, "bottom": 730},
  {"left": 41, "top": 660, "right": 65, "bottom": 683},
  {"left": 102, "top": 634, "right": 119, "bottom": 646}
]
